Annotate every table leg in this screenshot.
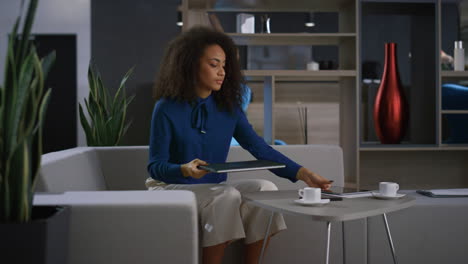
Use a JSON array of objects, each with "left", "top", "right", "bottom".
[
  {"left": 366, "top": 217, "right": 369, "bottom": 264},
  {"left": 258, "top": 211, "right": 274, "bottom": 264},
  {"left": 342, "top": 222, "right": 346, "bottom": 264},
  {"left": 326, "top": 221, "right": 331, "bottom": 264},
  {"left": 383, "top": 213, "right": 398, "bottom": 264}
]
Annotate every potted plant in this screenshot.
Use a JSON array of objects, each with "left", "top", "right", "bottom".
[
  {"left": 0, "top": 0, "right": 70, "bottom": 263},
  {"left": 79, "top": 63, "right": 134, "bottom": 146}
]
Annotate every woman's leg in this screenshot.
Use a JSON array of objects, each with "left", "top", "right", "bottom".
[
  {"left": 158, "top": 183, "right": 246, "bottom": 263},
  {"left": 202, "top": 241, "right": 229, "bottom": 264},
  {"left": 227, "top": 179, "right": 287, "bottom": 263},
  {"left": 244, "top": 237, "right": 272, "bottom": 264}
]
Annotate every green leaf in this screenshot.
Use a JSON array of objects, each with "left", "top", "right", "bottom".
[
  {"left": 30, "top": 87, "right": 50, "bottom": 186},
  {"left": 79, "top": 104, "right": 93, "bottom": 145},
  {"left": 7, "top": 52, "right": 35, "bottom": 155},
  {"left": 3, "top": 17, "right": 19, "bottom": 90},
  {"left": 36, "top": 89, "right": 51, "bottom": 130},
  {"left": 3, "top": 39, "right": 19, "bottom": 146},
  {"left": 41, "top": 51, "right": 56, "bottom": 80},
  {"left": 120, "top": 120, "right": 133, "bottom": 145},
  {"left": 113, "top": 66, "right": 134, "bottom": 106},
  {"left": 88, "top": 63, "right": 97, "bottom": 98},
  {"left": 9, "top": 139, "right": 30, "bottom": 222},
  {"left": 96, "top": 73, "right": 109, "bottom": 115},
  {"left": 23, "top": 51, "right": 44, "bottom": 135},
  {"left": 0, "top": 85, "right": 3, "bottom": 121},
  {"left": 16, "top": 0, "right": 38, "bottom": 65}
]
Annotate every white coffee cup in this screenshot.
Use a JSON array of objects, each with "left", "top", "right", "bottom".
[
  {"left": 379, "top": 182, "right": 399, "bottom": 197},
  {"left": 298, "top": 187, "right": 321, "bottom": 202}
]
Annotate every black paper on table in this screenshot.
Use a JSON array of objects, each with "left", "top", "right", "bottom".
[
  {"left": 416, "top": 190, "right": 468, "bottom": 198},
  {"left": 321, "top": 186, "right": 370, "bottom": 195}
]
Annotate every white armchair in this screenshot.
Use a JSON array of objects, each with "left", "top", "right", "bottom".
[{"left": 34, "top": 147, "right": 198, "bottom": 264}]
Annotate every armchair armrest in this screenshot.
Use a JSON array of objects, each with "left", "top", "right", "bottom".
[{"left": 34, "top": 191, "right": 198, "bottom": 264}]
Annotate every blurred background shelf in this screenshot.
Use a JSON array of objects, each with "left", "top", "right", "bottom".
[
  {"left": 441, "top": 71, "right": 468, "bottom": 77},
  {"left": 243, "top": 70, "right": 356, "bottom": 81},
  {"left": 188, "top": 0, "right": 354, "bottom": 11},
  {"left": 359, "top": 144, "right": 468, "bottom": 151},
  {"left": 228, "top": 33, "right": 356, "bottom": 45},
  {"left": 441, "top": 110, "right": 468, "bottom": 114},
  {"left": 360, "top": 144, "right": 441, "bottom": 151}
]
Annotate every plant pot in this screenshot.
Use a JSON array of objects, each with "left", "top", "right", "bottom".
[{"left": 0, "top": 206, "right": 70, "bottom": 264}]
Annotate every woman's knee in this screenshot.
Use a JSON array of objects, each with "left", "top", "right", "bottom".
[
  {"left": 231, "top": 179, "right": 279, "bottom": 192},
  {"left": 255, "top": 179, "right": 279, "bottom": 191},
  {"left": 218, "top": 186, "right": 242, "bottom": 204}
]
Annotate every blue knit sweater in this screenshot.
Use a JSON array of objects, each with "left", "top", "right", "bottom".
[{"left": 147, "top": 95, "right": 301, "bottom": 184}]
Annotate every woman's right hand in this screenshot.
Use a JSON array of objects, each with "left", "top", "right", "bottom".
[{"left": 181, "top": 159, "right": 209, "bottom": 179}]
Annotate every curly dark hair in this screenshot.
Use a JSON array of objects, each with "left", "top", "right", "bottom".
[{"left": 154, "top": 26, "right": 244, "bottom": 112}]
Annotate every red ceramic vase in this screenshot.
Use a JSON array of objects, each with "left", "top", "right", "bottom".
[{"left": 373, "top": 43, "right": 408, "bottom": 144}]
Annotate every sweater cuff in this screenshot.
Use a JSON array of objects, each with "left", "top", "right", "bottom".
[
  {"left": 270, "top": 163, "right": 301, "bottom": 183},
  {"left": 285, "top": 163, "right": 301, "bottom": 182},
  {"left": 166, "top": 163, "right": 185, "bottom": 180}
]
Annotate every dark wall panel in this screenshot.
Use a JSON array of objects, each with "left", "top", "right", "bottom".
[
  {"left": 92, "top": 0, "right": 180, "bottom": 145},
  {"left": 34, "top": 34, "right": 77, "bottom": 153}
]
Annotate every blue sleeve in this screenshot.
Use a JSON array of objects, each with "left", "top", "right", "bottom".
[
  {"left": 233, "top": 110, "right": 301, "bottom": 182},
  {"left": 147, "top": 102, "right": 185, "bottom": 183}
]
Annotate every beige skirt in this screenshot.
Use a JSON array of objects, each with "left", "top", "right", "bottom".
[{"left": 146, "top": 178, "right": 287, "bottom": 247}]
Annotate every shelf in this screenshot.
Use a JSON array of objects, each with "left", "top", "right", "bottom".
[
  {"left": 441, "top": 110, "right": 468, "bottom": 114},
  {"left": 439, "top": 144, "right": 468, "bottom": 150},
  {"left": 360, "top": 143, "right": 468, "bottom": 151},
  {"left": 441, "top": 71, "right": 468, "bottom": 78},
  {"left": 227, "top": 33, "right": 356, "bottom": 46},
  {"left": 206, "top": 8, "right": 343, "bottom": 12},
  {"left": 361, "top": 0, "right": 436, "bottom": 3},
  {"left": 243, "top": 70, "right": 356, "bottom": 81},
  {"left": 189, "top": 0, "right": 354, "bottom": 11},
  {"left": 360, "top": 144, "right": 440, "bottom": 151}
]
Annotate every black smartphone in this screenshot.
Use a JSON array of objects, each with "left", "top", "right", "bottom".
[
  {"left": 326, "top": 197, "right": 343, "bottom": 201},
  {"left": 321, "top": 186, "right": 369, "bottom": 196}
]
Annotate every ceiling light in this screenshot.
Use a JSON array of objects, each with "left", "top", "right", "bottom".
[
  {"left": 177, "top": 11, "right": 183, "bottom": 27},
  {"left": 305, "top": 12, "right": 315, "bottom": 28}
]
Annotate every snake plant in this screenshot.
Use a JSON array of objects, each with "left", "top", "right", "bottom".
[
  {"left": 0, "top": 0, "right": 55, "bottom": 222},
  {"left": 79, "top": 64, "right": 134, "bottom": 146}
]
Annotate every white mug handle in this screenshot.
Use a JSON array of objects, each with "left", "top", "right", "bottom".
[{"left": 298, "top": 189, "right": 304, "bottom": 197}]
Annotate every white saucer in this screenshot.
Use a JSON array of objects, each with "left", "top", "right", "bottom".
[
  {"left": 371, "top": 192, "right": 406, "bottom": 200},
  {"left": 294, "top": 198, "right": 330, "bottom": 206}
]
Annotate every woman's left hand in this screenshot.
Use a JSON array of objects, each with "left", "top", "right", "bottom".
[{"left": 296, "top": 167, "right": 333, "bottom": 190}]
